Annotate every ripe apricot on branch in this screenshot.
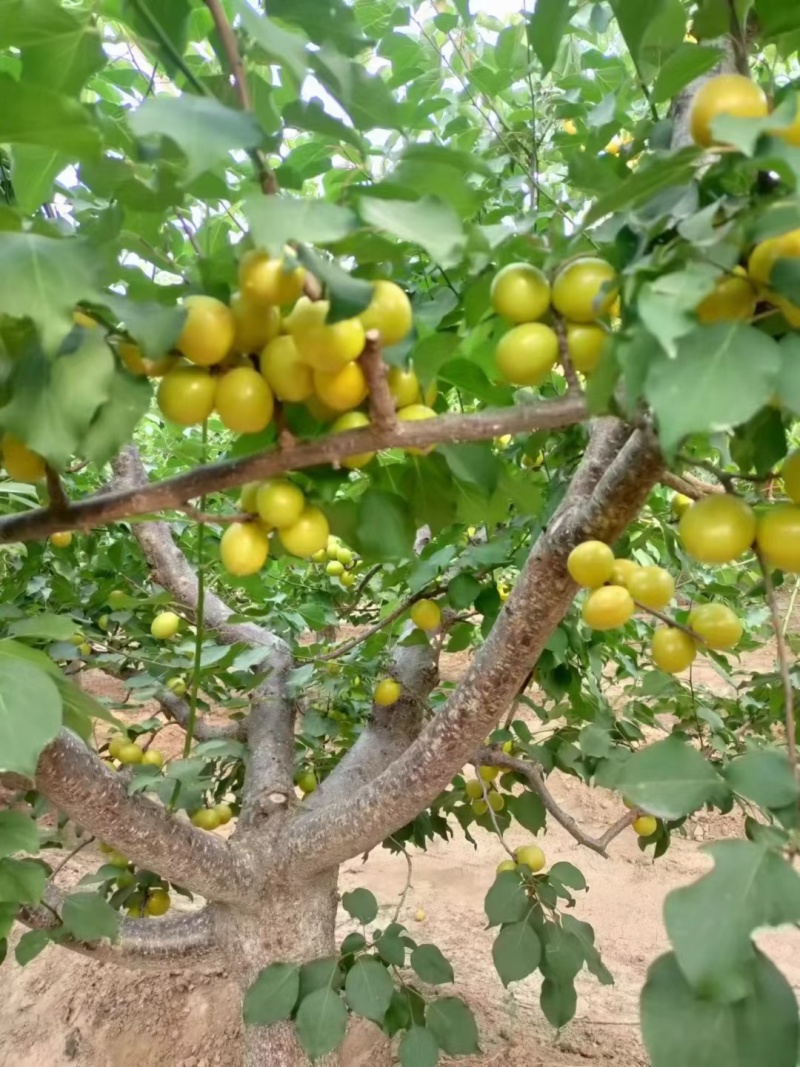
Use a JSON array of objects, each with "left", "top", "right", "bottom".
[
  {"left": 565, "top": 324, "right": 608, "bottom": 375},
  {"left": 756, "top": 506, "right": 800, "bottom": 572},
  {"left": 783, "top": 452, "right": 800, "bottom": 505},
  {"left": 331, "top": 411, "right": 374, "bottom": 469},
  {"left": 157, "top": 366, "right": 217, "bottom": 426},
  {"left": 259, "top": 335, "right": 313, "bottom": 402},
  {"left": 313, "top": 362, "right": 368, "bottom": 412},
  {"left": 696, "top": 267, "right": 756, "bottom": 324},
  {"left": 689, "top": 73, "right": 768, "bottom": 147},
  {"left": 118, "top": 743, "right": 144, "bottom": 765},
  {"left": 191, "top": 808, "right": 221, "bottom": 831},
  {"left": 230, "top": 291, "right": 280, "bottom": 354},
  {"left": 50, "top": 531, "right": 73, "bottom": 549},
  {"left": 296, "top": 318, "right": 366, "bottom": 372},
  {"left": 387, "top": 366, "right": 421, "bottom": 409},
  {"left": 177, "top": 295, "right": 235, "bottom": 367},
  {"left": 215, "top": 367, "right": 274, "bottom": 434},
  {"left": 375, "top": 679, "right": 401, "bottom": 706},
  {"left": 490, "top": 263, "right": 551, "bottom": 323},
  {"left": 514, "top": 844, "right": 545, "bottom": 872},
  {"left": 633, "top": 814, "right": 658, "bottom": 837},
  {"left": 279, "top": 507, "right": 330, "bottom": 558},
  {"left": 688, "top": 603, "right": 743, "bottom": 649},
  {"left": 465, "top": 779, "right": 484, "bottom": 800},
  {"left": 581, "top": 586, "right": 634, "bottom": 630},
  {"left": 410, "top": 598, "right": 441, "bottom": 632},
  {"left": 239, "top": 249, "right": 305, "bottom": 307},
  {"left": 625, "top": 565, "right": 675, "bottom": 611},
  {"left": 671, "top": 493, "right": 692, "bottom": 518},
  {"left": 2, "top": 433, "right": 45, "bottom": 483},
  {"left": 256, "top": 480, "right": 305, "bottom": 529},
  {"left": 567, "top": 540, "right": 615, "bottom": 588},
  {"left": 651, "top": 627, "right": 697, "bottom": 673},
  {"left": 551, "top": 257, "right": 618, "bottom": 323},
  {"left": 496, "top": 322, "right": 558, "bottom": 386},
  {"left": 678, "top": 494, "right": 756, "bottom": 564},
  {"left": 610, "top": 559, "right": 639, "bottom": 585},
  {"left": 118, "top": 341, "right": 175, "bottom": 378},
  {"left": 151, "top": 612, "right": 180, "bottom": 639},
  {"left": 359, "top": 280, "right": 413, "bottom": 345},
  {"left": 397, "top": 403, "right": 437, "bottom": 455},
  {"left": 220, "top": 522, "right": 269, "bottom": 576},
  {"left": 496, "top": 859, "right": 517, "bottom": 874}
]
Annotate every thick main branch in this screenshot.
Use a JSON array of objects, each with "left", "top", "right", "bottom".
[{"left": 0, "top": 399, "right": 587, "bottom": 545}]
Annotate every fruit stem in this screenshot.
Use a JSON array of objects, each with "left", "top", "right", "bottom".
[{"left": 632, "top": 599, "right": 706, "bottom": 645}]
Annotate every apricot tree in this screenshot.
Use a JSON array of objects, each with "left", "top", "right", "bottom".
[{"left": 1, "top": 2, "right": 800, "bottom": 1066}]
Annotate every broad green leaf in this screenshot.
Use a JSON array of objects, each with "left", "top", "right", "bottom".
[
  {"left": 526, "top": 0, "right": 573, "bottom": 75},
  {"left": 357, "top": 490, "right": 416, "bottom": 562},
  {"left": 130, "top": 96, "right": 263, "bottom": 184},
  {"left": 102, "top": 296, "right": 186, "bottom": 361},
  {"left": 243, "top": 962, "right": 301, "bottom": 1026},
  {"left": 359, "top": 196, "right": 466, "bottom": 269},
  {"left": 1, "top": 331, "right": 116, "bottom": 467},
  {"left": 427, "top": 997, "right": 479, "bottom": 1055},
  {"left": 15, "top": 928, "right": 51, "bottom": 965},
  {"left": 541, "top": 921, "right": 585, "bottom": 984},
  {"left": 506, "top": 790, "right": 546, "bottom": 834},
  {"left": 641, "top": 950, "right": 799, "bottom": 1067},
  {"left": 548, "top": 862, "right": 586, "bottom": 891},
  {"left": 283, "top": 99, "right": 365, "bottom": 152},
  {"left": 399, "top": 1026, "right": 439, "bottom": 1067},
  {"left": 484, "top": 871, "right": 529, "bottom": 927},
  {"left": 0, "top": 233, "right": 101, "bottom": 353},
  {"left": 652, "top": 43, "right": 723, "bottom": 103},
  {"left": 439, "top": 443, "right": 500, "bottom": 496},
  {"left": 295, "top": 246, "right": 373, "bottom": 321},
  {"left": 561, "top": 915, "right": 613, "bottom": 985},
  {"left": 409, "top": 944, "right": 454, "bottom": 985},
  {"left": 492, "top": 920, "right": 542, "bottom": 987},
  {"left": 310, "top": 49, "right": 402, "bottom": 130},
  {"left": 120, "top": 0, "right": 191, "bottom": 80},
  {"left": 344, "top": 958, "right": 394, "bottom": 1023},
  {"left": 0, "top": 73, "right": 98, "bottom": 155},
  {"left": 8, "top": 614, "right": 77, "bottom": 643},
  {"left": 0, "top": 812, "right": 38, "bottom": 858},
  {"left": 0, "top": 902, "right": 17, "bottom": 939},
  {"left": 609, "top": 0, "right": 685, "bottom": 75},
  {"left": 645, "top": 324, "right": 781, "bottom": 452},
  {"left": 61, "top": 892, "right": 119, "bottom": 943},
  {"left": 584, "top": 148, "right": 698, "bottom": 224},
  {"left": 0, "top": 658, "right": 61, "bottom": 777},
  {"left": 0, "top": 857, "right": 46, "bottom": 903},
  {"left": 81, "top": 370, "right": 153, "bottom": 469},
  {"left": 776, "top": 334, "right": 800, "bottom": 413},
  {"left": 340, "top": 931, "right": 367, "bottom": 955},
  {"left": 230, "top": 0, "right": 309, "bottom": 83},
  {"left": 295, "top": 987, "right": 348, "bottom": 1060},
  {"left": 298, "top": 957, "right": 343, "bottom": 1000},
  {"left": 540, "top": 977, "right": 578, "bottom": 1029},
  {"left": 664, "top": 841, "right": 800, "bottom": 1002},
  {"left": 10, "top": 145, "right": 67, "bottom": 215},
  {"left": 615, "top": 737, "right": 723, "bottom": 819},
  {"left": 724, "top": 748, "right": 798, "bottom": 811},
  {"left": 22, "top": 12, "right": 105, "bottom": 94},
  {"left": 375, "top": 932, "right": 406, "bottom": 967},
  {"left": 341, "top": 887, "right": 378, "bottom": 924},
  {"left": 244, "top": 195, "right": 357, "bottom": 256}
]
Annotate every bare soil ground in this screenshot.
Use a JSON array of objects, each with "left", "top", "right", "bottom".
[{"left": 0, "top": 650, "right": 798, "bottom": 1067}]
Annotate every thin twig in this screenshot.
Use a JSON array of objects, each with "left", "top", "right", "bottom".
[
  {"left": 552, "top": 315, "right": 581, "bottom": 393},
  {"left": 49, "top": 836, "right": 95, "bottom": 881},
  {"left": 477, "top": 772, "right": 516, "bottom": 860},
  {"left": 359, "top": 332, "right": 396, "bottom": 432},
  {"left": 757, "top": 550, "right": 796, "bottom": 776},
  {"left": 782, "top": 577, "right": 800, "bottom": 639},
  {"left": 315, "top": 589, "right": 441, "bottom": 661},
  {"left": 388, "top": 837, "right": 414, "bottom": 922},
  {"left": 176, "top": 209, "right": 202, "bottom": 257},
  {"left": 677, "top": 454, "right": 770, "bottom": 490},
  {"left": 203, "top": 0, "right": 277, "bottom": 195},
  {"left": 179, "top": 505, "right": 250, "bottom": 526},
  {"left": 46, "top": 465, "right": 70, "bottom": 516},
  {"left": 354, "top": 563, "right": 382, "bottom": 600},
  {"left": 661, "top": 471, "right": 720, "bottom": 499},
  {"left": 632, "top": 599, "right": 705, "bottom": 644}
]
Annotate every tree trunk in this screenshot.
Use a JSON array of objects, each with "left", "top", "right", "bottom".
[{"left": 214, "top": 869, "right": 340, "bottom": 1067}]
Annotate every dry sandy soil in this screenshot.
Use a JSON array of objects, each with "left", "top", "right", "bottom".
[{"left": 0, "top": 656, "right": 798, "bottom": 1067}]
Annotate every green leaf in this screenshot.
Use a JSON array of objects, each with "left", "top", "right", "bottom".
[
  {"left": 410, "top": 944, "right": 454, "bottom": 985},
  {"left": 340, "top": 931, "right": 367, "bottom": 955},
  {"left": 344, "top": 958, "right": 395, "bottom": 1023},
  {"left": 10, "top": 146, "right": 68, "bottom": 215},
  {"left": 652, "top": 44, "right": 724, "bottom": 103},
  {"left": 0, "top": 858, "right": 46, "bottom": 903},
  {"left": 295, "top": 246, "right": 373, "bottom": 322},
  {"left": 664, "top": 841, "right": 800, "bottom": 1002},
  {"left": 492, "top": 920, "right": 541, "bottom": 987},
  {"left": 541, "top": 921, "right": 585, "bottom": 984},
  {"left": 484, "top": 871, "right": 529, "bottom": 927},
  {"left": 82, "top": 370, "right": 153, "bottom": 469},
  {"left": 561, "top": 915, "right": 613, "bottom": 985},
  {"left": 439, "top": 443, "right": 500, "bottom": 496},
  {"left": 645, "top": 324, "right": 781, "bottom": 452},
  {"left": 375, "top": 932, "right": 406, "bottom": 967},
  {"left": 359, "top": 196, "right": 466, "bottom": 269},
  {"left": 61, "top": 892, "right": 119, "bottom": 943},
  {"left": 15, "top": 928, "right": 51, "bottom": 965},
  {"left": 0, "top": 812, "right": 38, "bottom": 859},
  {"left": 526, "top": 0, "right": 573, "bottom": 75},
  {"left": 230, "top": 0, "right": 309, "bottom": 83},
  {"left": 0, "top": 73, "right": 98, "bottom": 155},
  {"left": 130, "top": 96, "right": 263, "bottom": 184},
  {"left": 540, "top": 978, "right": 578, "bottom": 1029},
  {"left": 341, "top": 887, "right": 378, "bottom": 925},
  {"left": 641, "top": 950, "right": 799, "bottom": 1067},
  {"left": 243, "top": 962, "right": 301, "bottom": 1026},
  {"left": 0, "top": 658, "right": 62, "bottom": 777},
  {"left": 614, "top": 737, "right": 723, "bottom": 819},
  {"left": 0, "top": 233, "right": 101, "bottom": 353},
  {"left": 244, "top": 195, "right": 357, "bottom": 257},
  {"left": 724, "top": 748, "right": 799, "bottom": 811},
  {"left": 399, "top": 1026, "right": 439, "bottom": 1067},
  {"left": 22, "top": 12, "right": 105, "bottom": 95},
  {"left": 298, "top": 957, "right": 343, "bottom": 1000},
  {"left": 1, "top": 331, "right": 116, "bottom": 467},
  {"left": 120, "top": 0, "right": 191, "bottom": 80},
  {"left": 283, "top": 99, "right": 365, "bottom": 153},
  {"left": 776, "top": 334, "right": 800, "bottom": 414},
  {"left": 0, "top": 902, "right": 17, "bottom": 939},
  {"left": 548, "top": 862, "right": 586, "bottom": 891},
  {"left": 103, "top": 296, "right": 186, "bottom": 361},
  {"left": 8, "top": 614, "right": 77, "bottom": 643},
  {"left": 357, "top": 490, "right": 416, "bottom": 562},
  {"left": 426, "top": 997, "right": 479, "bottom": 1055},
  {"left": 506, "top": 789, "right": 546, "bottom": 834},
  {"left": 584, "top": 148, "right": 698, "bottom": 224},
  {"left": 609, "top": 0, "right": 685, "bottom": 75},
  {"left": 295, "top": 988, "right": 348, "bottom": 1061}
]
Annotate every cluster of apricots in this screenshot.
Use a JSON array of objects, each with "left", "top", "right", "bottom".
[{"left": 490, "top": 256, "right": 618, "bottom": 387}]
